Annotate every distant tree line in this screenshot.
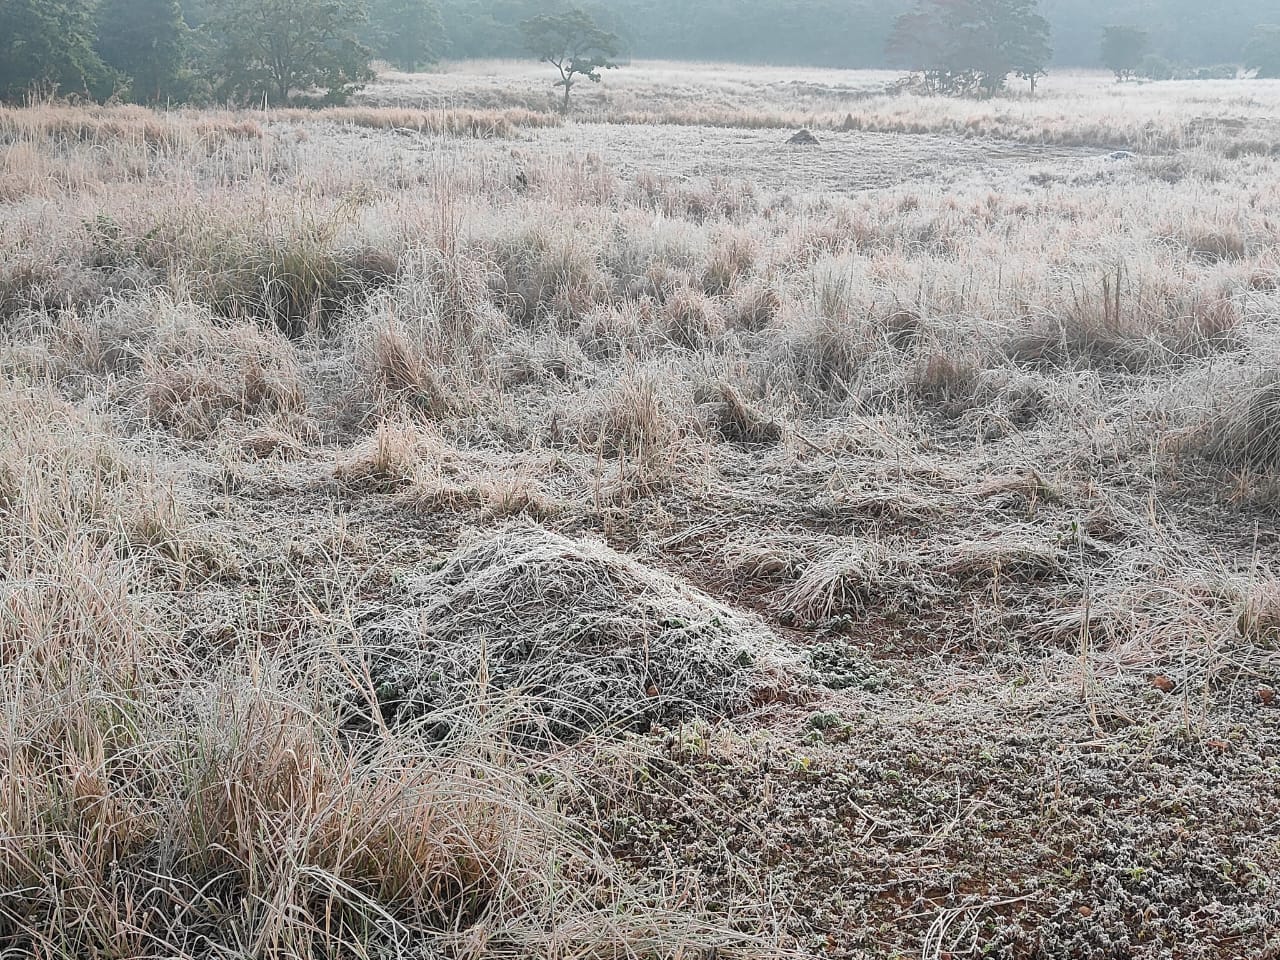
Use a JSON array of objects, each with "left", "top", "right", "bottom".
[
  {"left": 0, "top": 0, "right": 441, "bottom": 104},
  {"left": 440, "top": 0, "right": 1276, "bottom": 75},
  {"left": 2, "top": 0, "right": 1278, "bottom": 106}
]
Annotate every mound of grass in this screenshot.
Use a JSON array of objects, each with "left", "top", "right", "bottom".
[{"left": 364, "top": 521, "right": 797, "bottom": 742}]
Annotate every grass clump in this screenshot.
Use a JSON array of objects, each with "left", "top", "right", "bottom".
[
  {"left": 95, "top": 202, "right": 399, "bottom": 339},
  {"left": 575, "top": 369, "right": 692, "bottom": 497},
  {"left": 357, "top": 319, "right": 464, "bottom": 420},
  {"left": 1005, "top": 274, "right": 1241, "bottom": 372},
  {"left": 778, "top": 538, "right": 905, "bottom": 624},
  {"left": 1193, "top": 371, "right": 1280, "bottom": 473},
  {"left": 137, "top": 297, "right": 305, "bottom": 440},
  {"left": 661, "top": 287, "right": 725, "bottom": 349},
  {"left": 711, "top": 383, "right": 785, "bottom": 444},
  {"left": 0, "top": 650, "right": 717, "bottom": 957}
]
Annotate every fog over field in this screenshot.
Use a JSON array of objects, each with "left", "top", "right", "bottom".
[{"left": 3, "top": 1, "right": 1280, "bottom": 957}]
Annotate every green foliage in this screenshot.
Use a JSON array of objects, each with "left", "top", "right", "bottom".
[
  {"left": 365, "top": 0, "right": 443, "bottom": 71},
  {"left": 520, "top": 6, "right": 621, "bottom": 114},
  {"left": 1244, "top": 25, "right": 1280, "bottom": 79},
  {"left": 204, "top": 0, "right": 374, "bottom": 105},
  {"left": 1101, "top": 25, "right": 1149, "bottom": 81},
  {"left": 888, "top": 0, "right": 1052, "bottom": 96},
  {"left": 95, "top": 0, "right": 195, "bottom": 103},
  {"left": 0, "top": 0, "right": 116, "bottom": 103}
]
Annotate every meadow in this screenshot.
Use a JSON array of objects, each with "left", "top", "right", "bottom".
[{"left": 2, "top": 62, "right": 1280, "bottom": 958}]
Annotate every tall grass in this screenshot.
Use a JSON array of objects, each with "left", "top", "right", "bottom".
[{"left": 3, "top": 82, "right": 1280, "bottom": 955}]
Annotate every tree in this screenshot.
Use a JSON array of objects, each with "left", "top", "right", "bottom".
[
  {"left": 1101, "top": 25, "right": 1149, "bottom": 81},
  {"left": 1244, "top": 25, "right": 1280, "bottom": 79},
  {"left": 521, "top": 7, "right": 621, "bottom": 114},
  {"left": 888, "top": 0, "right": 1050, "bottom": 97},
  {"left": 206, "top": 0, "right": 374, "bottom": 105},
  {"left": 1001, "top": 0, "right": 1052, "bottom": 94},
  {"left": 96, "top": 0, "right": 193, "bottom": 103},
  {"left": 1015, "top": 63, "right": 1047, "bottom": 94},
  {"left": 0, "top": 0, "right": 115, "bottom": 102},
  {"left": 365, "top": 0, "right": 443, "bottom": 72}
]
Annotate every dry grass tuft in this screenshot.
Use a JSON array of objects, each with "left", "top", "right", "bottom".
[
  {"left": 662, "top": 287, "right": 725, "bottom": 348},
  {"left": 1182, "top": 229, "right": 1247, "bottom": 264},
  {"left": 491, "top": 222, "right": 609, "bottom": 323},
  {"left": 1194, "top": 372, "right": 1280, "bottom": 472},
  {"left": 727, "top": 281, "right": 783, "bottom": 332},
  {"left": 576, "top": 369, "right": 691, "bottom": 496},
  {"left": 778, "top": 538, "right": 905, "bottom": 623},
  {"left": 911, "top": 348, "right": 983, "bottom": 414},
  {"left": 0, "top": 651, "right": 718, "bottom": 955},
  {"left": 703, "top": 229, "right": 759, "bottom": 295},
  {"left": 410, "top": 471, "right": 560, "bottom": 521},
  {"left": 1235, "top": 581, "right": 1280, "bottom": 647},
  {"left": 301, "top": 105, "right": 561, "bottom": 137},
  {"left": 931, "top": 533, "right": 1064, "bottom": 584},
  {"left": 0, "top": 103, "right": 263, "bottom": 148},
  {"left": 1005, "top": 281, "right": 1241, "bottom": 372},
  {"left": 721, "top": 533, "right": 810, "bottom": 584},
  {"left": 773, "top": 313, "right": 875, "bottom": 402},
  {"left": 337, "top": 419, "right": 443, "bottom": 486},
  {"left": 712, "top": 383, "right": 785, "bottom": 444},
  {"left": 359, "top": 319, "right": 462, "bottom": 419},
  {"left": 137, "top": 298, "right": 305, "bottom": 440}
]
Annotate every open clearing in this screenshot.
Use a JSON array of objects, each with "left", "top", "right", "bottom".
[
  {"left": 2, "top": 64, "right": 1280, "bottom": 958},
  {"left": 385, "top": 121, "right": 1101, "bottom": 194}
]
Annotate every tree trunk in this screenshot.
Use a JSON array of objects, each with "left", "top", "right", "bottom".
[{"left": 561, "top": 79, "right": 572, "bottom": 115}]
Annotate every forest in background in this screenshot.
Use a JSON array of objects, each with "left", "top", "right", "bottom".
[
  {"left": 4, "top": 0, "right": 1276, "bottom": 108},
  {"left": 441, "top": 0, "right": 1270, "bottom": 69}
]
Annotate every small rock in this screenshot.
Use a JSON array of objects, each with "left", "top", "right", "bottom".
[{"left": 788, "top": 129, "right": 820, "bottom": 145}]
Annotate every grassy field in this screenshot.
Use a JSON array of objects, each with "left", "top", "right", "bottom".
[{"left": 2, "top": 62, "right": 1280, "bottom": 958}]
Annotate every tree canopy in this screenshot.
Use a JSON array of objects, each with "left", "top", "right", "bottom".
[
  {"left": 889, "top": 0, "right": 1051, "bottom": 95},
  {"left": 365, "top": 0, "right": 443, "bottom": 72},
  {"left": 95, "top": 0, "right": 193, "bottom": 103},
  {"left": 521, "top": 7, "right": 621, "bottom": 114},
  {"left": 0, "top": 0, "right": 114, "bottom": 102},
  {"left": 205, "top": 0, "right": 374, "bottom": 105},
  {"left": 1, "top": 0, "right": 1278, "bottom": 107},
  {"left": 1100, "top": 25, "right": 1150, "bottom": 81}
]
